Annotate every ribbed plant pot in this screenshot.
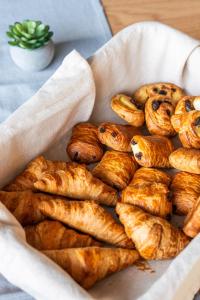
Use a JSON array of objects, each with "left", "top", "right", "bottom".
[{"left": 9, "top": 40, "right": 55, "bottom": 71}]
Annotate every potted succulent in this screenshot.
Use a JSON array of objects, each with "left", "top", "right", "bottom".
[{"left": 7, "top": 20, "right": 55, "bottom": 71}]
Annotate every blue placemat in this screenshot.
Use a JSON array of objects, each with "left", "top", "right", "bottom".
[
  {"left": 0, "top": 0, "right": 112, "bottom": 123},
  {"left": 0, "top": 0, "right": 111, "bottom": 299}
]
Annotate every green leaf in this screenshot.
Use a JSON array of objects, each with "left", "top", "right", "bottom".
[
  {"left": 27, "top": 20, "right": 37, "bottom": 34},
  {"left": 6, "top": 31, "right": 14, "bottom": 38},
  {"left": 8, "top": 40, "right": 18, "bottom": 46}
]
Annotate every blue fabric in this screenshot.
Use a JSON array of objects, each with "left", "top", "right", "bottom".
[
  {"left": 0, "top": 0, "right": 112, "bottom": 123},
  {"left": 0, "top": 0, "right": 111, "bottom": 299}
]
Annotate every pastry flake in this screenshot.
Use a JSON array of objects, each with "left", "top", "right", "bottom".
[
  {"left": 134, "top": 82, "right": 184, "bottom": 105},
  {"left": 92, "top": 150, "right": 138, "bottom": 190},
  {"left": 25, "top": 220, "right": 100, "bottom": 250},
  {"left": 66, "top": 122, "right": 104, "bottom": 164},
  {"left": 116, "top": 202, "right": 189, "bottom": 260},
  {"left": 38, "top": 199, "right": 134, "bottom": 248},
  {"left": 111, "top": 94, "right": 145, "bottom": 127},
  {"left": 169, "top": 148, "right": 200, "bottom": 174},
  {"left": 98, "top": 122, "right": 141, "bottom": 152},
  {"left": 34, "top": 162, "right": 118, "bottom": 206},
  {"left": 131, "top": 135, "right": 174, "bottom": 168},
  {"left": 43, "top": 247, "right": 139, "bottom": 289},
  {"left": 122, "top": 168, "right": 172, "bottom": 218}
]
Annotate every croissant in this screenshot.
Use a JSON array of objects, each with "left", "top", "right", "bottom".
[
  {"left": 169, "top": 148, "right": 200, "bottom": 174},
  {"left": 171, "top": 96, "right": 197, "bottom": 132},
  {"left": 92, "top": 151, "right": 138, "bottom": 190},
  {"left": 66, "top": 123, "right": 104, "bottom": 164},
  {"left": 116, "top": 202, "right": 190, "bottom": 260},
  {"left": 43, "top": 247, "right": 139, "bottom": 289},
  {"left": 97, "top": 122, "right": 141, "bottom": 152},
  {"left": 121, "top": 168, "right": 172, "bottom": 218},
  {"left": 145, "top": 96, "right": 176, "bottom": 136},
  {"left": 111, "top": 94, "right": 145, "bottom": 127},
  {"left": 4, "top": 155, "right": 67, "bottom": 192},
  {"left": 25, "top": 220, "right": 100, "bottom": 250},
  {"left": 0, "top": 190, "right": 49, "bottom": 225},
  {"left": 133, "top": 82, "right": 184, "bottom": 105},
  {"left": 34, "top": 162, "right": 117, "bottom": 206},
  {"left": 131, "top": 135, "right": 174, "bottom": 168},
  {"left": 39, "top": 199, "right": 134, "bottom": 248},
  {"left": 171, "top": 172, "right": 200, "bottom": 215},
  {"left": 178, "top": 111, "right": 200, "bottom": 149},
  {"left": 183, "top": 197, "right": 200, "bottom": 238}
]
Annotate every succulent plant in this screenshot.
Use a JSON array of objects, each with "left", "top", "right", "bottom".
[{"left": 7, "top": 20, "right": 53, "bottom": 50}]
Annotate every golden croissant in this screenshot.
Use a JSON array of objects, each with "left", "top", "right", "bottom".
[
  {"left": 39, "top": 199, "right": 134, "bottom": 248},
  {"left": 171, "top": 172, "right": 200, "bottom": 215},
  {"left": 0, "top": 190, "right": 52, "bottom": 225},
  {"left": 66, "top": 122, "right": 104, "bottom": 164},
  {"left": 92, "top": 150, "right": 138, "bottom": 190},
  {"left": 171, "top": 95, "right": 197, "bottom": 132},
  {"left": 178, "top": 111, "right": 200, "bottom": 149},
  {"left": 169, "top": 148, "right": 200, "bottom": 174},
  {"left": 43, "top": 247, "right": 139, "bottom": 289},
  {"left": 133, "top": 82, "right": 184, "bottom": 105},
  {"left": 111, "top": 94, "right": 145, "bottom": 127},
  {"left": 131, "top": 135, "right": 174, "bottom": 168},
  {"left": 25, "top": 220, "right": 100, "bottom": 250},
  {"left": 97, "top": 122, "right": 141, "bottom": 152},
  {"left": 4, "top": 155, "right": 67, "bottom": 192},
  {"left": 116, "top": 202, "right": 189, "bottom": 260},
  {"left": 121, "top": 167, "right": 172, "bottom": 218},
  {"left": 34, "top": 162, "right": 117, "bottom": 206},
  {"left": 183, "top": 197, "right": 200, "bottom": 238},
  {"left": 145, "top": 95, "right": 176, "bottom": 136}
]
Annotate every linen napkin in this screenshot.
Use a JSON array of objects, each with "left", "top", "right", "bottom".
[
  {"left": 0, "top": 50, "right": 95, "bottom": 300},
  {"left": 0, "top": 21, "right": 200, "bottom": 300}
]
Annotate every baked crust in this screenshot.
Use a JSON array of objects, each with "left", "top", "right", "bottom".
[
  {"left": 67, "top": 122, "right": 104, "bottom": 164},
  {"left": 111, "top": 94, "right": 145, "bottom": 127},
  {"left": 131, "top": 135, "right": 174, "bottom": 168},
  {"left": 169, "top": 148, "right": 200, "bottom": 174}
]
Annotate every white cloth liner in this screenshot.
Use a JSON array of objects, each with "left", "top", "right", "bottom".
[{"left": 0, "top": 21, "right": 200, "bottom": 300}]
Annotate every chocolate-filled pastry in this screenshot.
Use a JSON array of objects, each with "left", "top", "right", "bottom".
[
  {"left": 43, "top": 247, "right": 139, "bottom": 289},
  {"left": 4, "top": 156, "right": 67, "bottom": 192},
  {"left": 67, "top": 123, "right": 104, "bottom": 164},
  {"left": 34, "top": 162, "right": 118, "bottom": 206},
  {"left": 134, "top": 82, "right": 184, "bottom": 105},
  {"left": 145, "top": 96, "right": 176, "bottom": 136},
  {"left": 121, "top": 168, "right": 172, "bottom": 218},
  {"left": 92, "top": 151, "right": 138, "bottom": 190},
  {"left": 171, "top": 96, "right": 197, "bottom": 132},
  {"left": 111, "top": 94, "right": 145, "bottom": 127},
  {"left": 169, "top": 148, "right": 200, "bottom": 174},
  {"left": 183, "top": 197, "right": 200, "bottom": 238},
  {"left": 98, "top": 122, "right": 141, "bottom": 152},
  {"left": 178, "top": 111, "right": 200, "bottom": 149},
  {"left": 171, "top": 172, "right": 200, "bottom": 215},
  {"left": 25, "top": 220, "right": 100, "bottom": 250},
  {"left": 131, "top": 135, "right": 174, "bottom": 168},
  {"left": 116, "top": 202, "right": 190, "bottom": 260}
]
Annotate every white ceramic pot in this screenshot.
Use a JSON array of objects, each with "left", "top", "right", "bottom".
[{"left": 9, "top": 40, "right": 55, "bottom": 71}]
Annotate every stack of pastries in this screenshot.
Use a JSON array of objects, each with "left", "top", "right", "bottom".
[{"left": 2, "top": 82, "right": 200, "bottom": 290}]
